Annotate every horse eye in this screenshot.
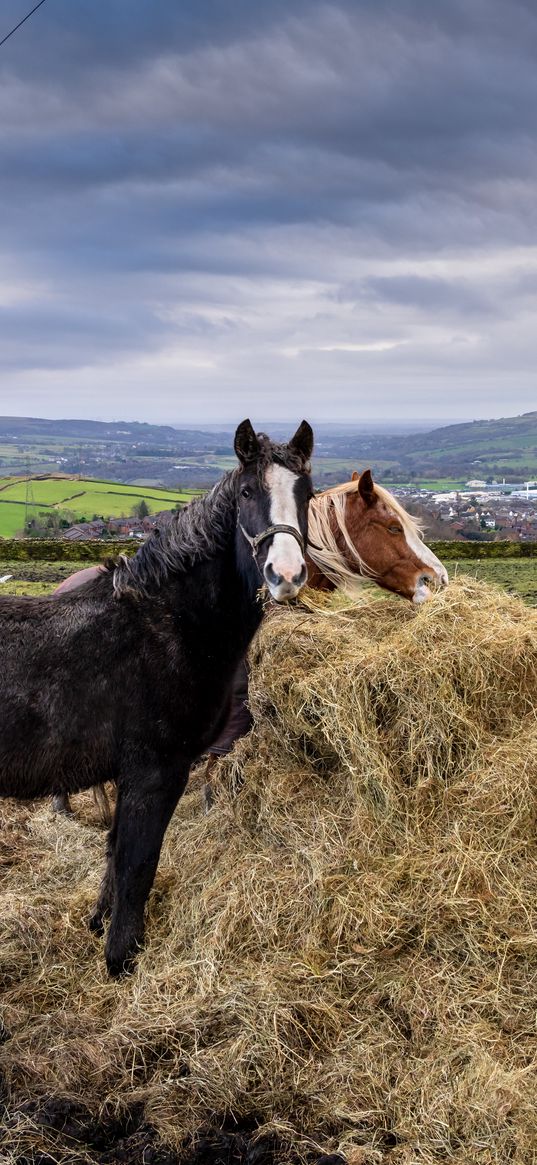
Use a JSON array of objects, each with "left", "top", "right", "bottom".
[
  {"left": 241, "top": 486, "right": 252, "bottom": 500},
  {"left": 389, "top": 524, "right": 402, "bottom": 534}
]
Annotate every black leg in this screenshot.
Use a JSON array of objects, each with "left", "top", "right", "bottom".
[
  {"left": 93, "top": 783, "right": 113, "bottom": 829},
  {"left": 52, "top": 793, "right": 73, "bottom": 816},
  {"left": 88, "top": 792, "right": 121, "bottom": 935},
  {"left": 104, "top": 770, "right": 187, "bottom": 977},
  {"left": 202, "top": 753, "right": 218, "bottom": 813}
]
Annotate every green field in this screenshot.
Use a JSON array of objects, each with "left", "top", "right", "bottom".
[
  {"left": 0, "top": 560, "right": 85, "bottom": 595},
  {"left": 400, "top": 411, "right": 537, "bottom": 477},
  {"left": 1, "top": 556, "right": 535, "bottom": 605},
  {"left": 447, "top": 558, "right": 537, "bottom": 605},
  {"left": 0, "top": 475, "right": 197, "bottom": 537},
  {"left": 389, "top": 478, "right": 466, "bottom": 490}
]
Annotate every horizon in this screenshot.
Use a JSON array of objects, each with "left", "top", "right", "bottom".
[{"left": 0, "top": 407, "right": 534, "bottom": 433}]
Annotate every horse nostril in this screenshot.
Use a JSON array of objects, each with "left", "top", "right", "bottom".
[
  {"left": 420, "top": 571, "right": 448, "bottom": 592},
  {"left": 292, "top": 563, "right": 307, "bottom": 588},
  {"left": 264, "top": 562, "right": 283, "bottom": 588}
]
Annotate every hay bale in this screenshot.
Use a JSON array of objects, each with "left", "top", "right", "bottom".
[{"left": 1, "top": 578, "right": 536, "bottom": 1163}]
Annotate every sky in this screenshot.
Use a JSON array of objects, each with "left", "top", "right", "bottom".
[{"left": 1, "top": 0, "right": 537, "bottom": 426}]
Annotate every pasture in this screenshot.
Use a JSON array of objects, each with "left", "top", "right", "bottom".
[
  {"left": 1, "top": 553, "right": 536, "bottom": 605},
  {"left": 0, "top": 578, "right": 536, "bottom": 1163},
  {"left": 0, "top": 475, "right": 196, "bottom": 537}
]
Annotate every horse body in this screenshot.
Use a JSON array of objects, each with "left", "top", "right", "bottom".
[
  {"left": 1, "top": 578, "right": 120, "bottom": 800},
  {"left": 0, "top": 420, "right": 313, "bottom": 975},
  {"left": 1, "top": 557, "right": 256, "bottom": 801}
]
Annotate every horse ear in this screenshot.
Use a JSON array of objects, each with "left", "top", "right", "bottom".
[
  {"left": 234, "top": 419, "right": 260, "bottom": 465},
  {"left": 289, "top": 420, "right": 314, "bottom": 462},
  {"left": 358, "top": 468, "right": 375, "bottom": 505},
  {"left": 351, "top": 470, "right": 359, "bottom": 482}
]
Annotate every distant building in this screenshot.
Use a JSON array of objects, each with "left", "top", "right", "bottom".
[
  {"left": 63, "top": 521, "right": 106, "bottom": 541},
  {"left": 62, "top": 509, "right": 175, "bottom": 541},
  {"left": 511, "top": 483, "right": 537, "bottom": 499}
]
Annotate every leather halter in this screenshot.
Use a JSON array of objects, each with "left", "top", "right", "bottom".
[{"left": 238, "top": 519, "right": 305, "bottom": 561}]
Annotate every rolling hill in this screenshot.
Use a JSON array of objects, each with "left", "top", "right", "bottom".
[
  {"left": 0, "top": 475, "right": 195, "bottom": 538},
  {"left": 398, "top": 410, "right": 537, "bottom": 473},
  {"left": 338, "top": 410, "right": 537, "bottom": 481},
  {"left": 1, "top": 410, "right": 536, "bottom": 489}
]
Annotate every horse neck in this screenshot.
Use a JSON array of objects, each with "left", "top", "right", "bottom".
[
  {"left": 175, "top": 539, "right": 262, "bottom": 629},
  {"left": 114, "top": 474, "right": 266, "bottom": 667},
  {"left": 115, "top": 473, "right": 237, "bottom": 596}
]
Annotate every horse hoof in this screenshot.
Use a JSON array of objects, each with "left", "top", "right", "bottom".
[
  {"left": 88, "top": 911, "right": 105, "bottom": 936},
  {"left": 106, "top": 951, "right": 138, "bottom": 979},
  {"left": 105, "top": 933, "right": 142, "bottom": 978},
  {"left": 52, "top": 795, "right": 74, "bottom": 817}
]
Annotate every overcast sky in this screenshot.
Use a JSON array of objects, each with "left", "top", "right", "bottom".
[{"left": 1, "top": 0, "right": 537, "bottom": 425}]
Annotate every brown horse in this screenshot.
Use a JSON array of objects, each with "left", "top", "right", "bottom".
[{"left": 306, "top": 469, "right": 447, "bottom": 601}]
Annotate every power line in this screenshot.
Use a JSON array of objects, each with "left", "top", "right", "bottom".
[{"left": 0, "top": 0, "right": 48, "bottom": 50}]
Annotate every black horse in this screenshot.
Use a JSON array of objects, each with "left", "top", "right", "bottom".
[{"left": 0, "top": 420, "right": 313, "bottom": 976}]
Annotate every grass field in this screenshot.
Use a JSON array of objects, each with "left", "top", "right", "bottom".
[
  {"left": 448, "top": 557, "right": 537, "bottom": 605},
  {"left": 0, "top": 561, "right": 83, "bottom": 595},
  {"left": 1, "top": 556, "right": 535, "bottom": 604},
  {"left": 0, "top": 475, "right": 197, "bottom": 537},
  {"left": 389, "top": 478, "right": 466, "bottom": 490}
]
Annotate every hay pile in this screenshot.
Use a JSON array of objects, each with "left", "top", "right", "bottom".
[{"left": 1, "top": 578, "right": 537, "bottom": 1164}]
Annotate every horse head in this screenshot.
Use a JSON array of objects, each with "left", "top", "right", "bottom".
[
  {"left": 307, "top": 469, "right": 448, "bottom": 604},
  {"left": 234, "top": 419, "right": 314, "bottom": 602}
]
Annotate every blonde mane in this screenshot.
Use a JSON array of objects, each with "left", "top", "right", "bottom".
[{"left": 307, "top": 478, "right": 425, "bottom": 596}]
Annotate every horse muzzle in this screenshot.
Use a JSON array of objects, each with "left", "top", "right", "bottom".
[
  {"left": 412, "top": 566, "right": 449, "bottom": 605},
  {"left": 264, "top": 559, "right": 308, "bottom": 601},
  {"left": 239, "top": 521, "right": 307, "bottom": 601}
]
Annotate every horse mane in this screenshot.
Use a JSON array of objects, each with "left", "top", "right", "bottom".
[
  {"left": 112, "top": 470, "right": 239, "bottom": 598},
  {"left": 307, "top": 478, "right": 425, "bottom": 596}
]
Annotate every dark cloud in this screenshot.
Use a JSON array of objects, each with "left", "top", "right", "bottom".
[
  {"left": 0, "top": 0, "right": 536, "bottom": 420},
  {"left": 344, "top": 275, "right": 501, "bottom": 317},
  {"left": 0, "top": 298, "right": 172, "bottom": 370},
  {"left": 1, "top": 0, "right": 307, "bottom": 77}
]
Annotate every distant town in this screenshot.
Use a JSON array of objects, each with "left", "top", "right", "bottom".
[{"left": 395, "top": 481, "right": 537, "bottom": 543}]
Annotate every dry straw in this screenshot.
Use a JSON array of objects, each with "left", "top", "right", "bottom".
[{"left": 1, "top": 577, "right": 536, "bottom": 1163}]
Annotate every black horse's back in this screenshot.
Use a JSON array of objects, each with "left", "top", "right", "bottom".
[{"left": 0, "top": 572, "right": 123, "bottom": 798}]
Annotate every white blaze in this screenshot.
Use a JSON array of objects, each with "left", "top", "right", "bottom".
[
  {"left": 265, "top": 463, "right": 305, "bottom": 586},
  {"left": 402, "top": 524, "right": 449, "bottom": 602}
]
